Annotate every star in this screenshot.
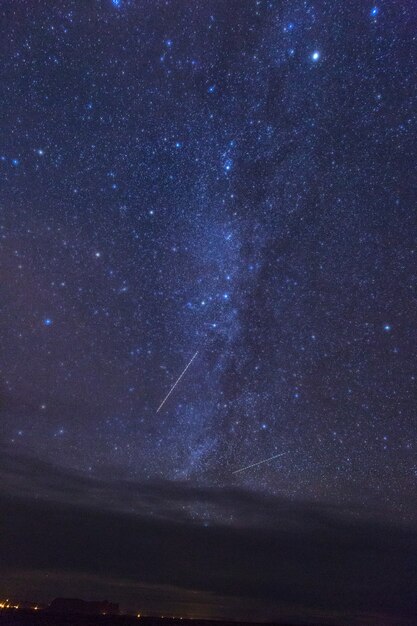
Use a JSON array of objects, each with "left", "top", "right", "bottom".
[
  {"left": 224, "top": 158, "right": 233, "bottom": 172},
  {"left": 284, "top": 22, "right": 295, "bottom": 33}
]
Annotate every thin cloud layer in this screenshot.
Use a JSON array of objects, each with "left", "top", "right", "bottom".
[{"left": 1, "top": 449, "right": 416, "bottom": 625}]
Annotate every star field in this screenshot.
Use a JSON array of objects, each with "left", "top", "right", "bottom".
[{"left": 1, "top": 0, "right": 417, "bottom": 530}]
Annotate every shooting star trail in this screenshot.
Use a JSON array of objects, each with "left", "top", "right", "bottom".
[
  {"left": 232, "top": 452, "right": 287, "bottom": 474},
  {"left": 156, "top": 351, "right": 199, "bottom": 413}
]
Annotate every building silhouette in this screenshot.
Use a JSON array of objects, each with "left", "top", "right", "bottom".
[{"left": 48, "top": 598, "right": 119, "bottom": 615}]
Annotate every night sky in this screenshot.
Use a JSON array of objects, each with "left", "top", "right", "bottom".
[{"left": 1, "top": 1, "right": 416, "bottom": 624}]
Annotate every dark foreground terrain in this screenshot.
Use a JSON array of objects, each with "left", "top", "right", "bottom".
[{"left": 0, "top": 611, "right": 328, "bottom": 626}]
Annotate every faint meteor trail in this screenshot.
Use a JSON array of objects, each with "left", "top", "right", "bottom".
[
  {"left": 232, "top": 452, "right": 287, "bottom": 474},
  {"left": 156, "top": 351, "right": 199, "bottom": 413}
]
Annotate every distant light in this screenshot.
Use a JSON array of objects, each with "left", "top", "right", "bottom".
[
  {"left": 175, "top": 141, "right": 182, "bottom": 148},
  {"left": 166, "top": 39, "right": 173, "bottom": 47},
  {"left": 12, "top": 158, "right": 20, "bottom": 166},
  {"left": 112, "top": 0, "right": 121, "bottom": 6},
  {"left": 208, "top": 85, "right": 216, "bottom": 93},
  {"left": 384, "top": 324, "right": 392, "bottom": 332},
  {"left": 95, "top": 251, "right": 101, "bottom": 257},
  {"left": 370, "top": 6, "right": 379, "bottom": 17},
  {"left": 311, "top": 51, "right": 321, "bottom": 62},
  {"left": 37, "top": 149, "right": 44, "bottom": 156},
  {"left": 43, "top": 318, "right": 52, "bottom": 326}
]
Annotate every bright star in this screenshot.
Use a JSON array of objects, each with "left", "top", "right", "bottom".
[
  {"left": 311, "top": 51, "right": 321, "bottom": 62},
  {"left": 43, "top": 318, "right": 52, "bottom": 326},
  {"left": 384, "top": 324, "right": 392, "bottom": 332},
  {"left": 370, "top": 6, "right": 379, "bottom": 17}
]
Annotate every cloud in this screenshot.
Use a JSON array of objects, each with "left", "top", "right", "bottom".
[{"left": 0, "top": 448, "right": 416, "bottom": 625}]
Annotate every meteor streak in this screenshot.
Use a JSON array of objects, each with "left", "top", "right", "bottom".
[
  {"left": 232, "top": 452, "right": 287, "bottom": 474},
  {"left": 156, "top": 351, "right": 199, "bottom": 413}
]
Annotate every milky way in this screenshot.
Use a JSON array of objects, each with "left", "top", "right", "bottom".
[{"left": 1, "top": 1, "right": 417, "bottom": 621}]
